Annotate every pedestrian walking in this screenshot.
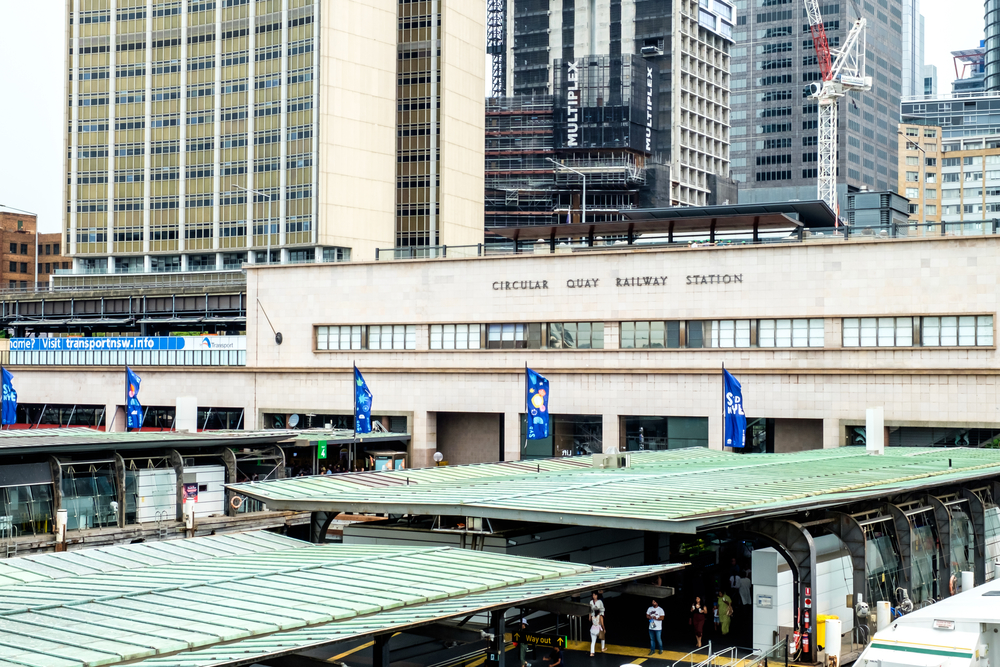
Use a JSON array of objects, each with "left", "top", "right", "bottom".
[
  {"left": 544, "top": 646, "right": 563, "bottom": 667},
  {"left": 713, "top": 603, "right": 720, "bottom": 632},
  {"left": 738, "top": 574, "right": 752, "bottom": 607},
  {"left": 646, "top": 599, "right": 664, "bottom": 655},
  {"left": 589, "top": 591, "right": 605, "bottom": 617},
  {"left": 589, "top": 611, "right": 605, "bottom": 656},
  {"left": 690, "top": 596, "right": 708, "bottom": 648},
  {"left": 716, "top": 589, "right": 734, "bottom": 636}
]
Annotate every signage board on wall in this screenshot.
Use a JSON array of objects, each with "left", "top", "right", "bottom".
[{"left": 9, "top": 336, "right": 247, "bottom": 352}]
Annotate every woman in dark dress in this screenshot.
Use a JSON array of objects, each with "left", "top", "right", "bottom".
[{"left": 690, "top": 596, "right": 709, "bottom": 648}]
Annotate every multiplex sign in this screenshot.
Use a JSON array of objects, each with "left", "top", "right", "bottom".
[
  {"left": 645, "top": 66, "right": 654, "bottom": 152},
  {"left": 566, "top": 61, "right": 580, "bottom": 147}
]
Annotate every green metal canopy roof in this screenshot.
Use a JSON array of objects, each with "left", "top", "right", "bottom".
[
  {"left": 229, "top": 447, "right": 1000, "bottom": 533},
  {"left": 0, "top": 531, "right": 681, "bottom": 667}
]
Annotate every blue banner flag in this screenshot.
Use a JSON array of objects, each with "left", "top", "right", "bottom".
[
  {"left": 526, "top": 367, "right": 550, "bottom": 440},
  {"left": 723, "top": 369, "right": 747, "bottom": 449},
  {"left": 1, "top": 368, "right": 16, "bottom": 426},
  {"left": 354, "top": 366, "right": 373, "bottom": 434},
  {"left": 126, "top": 367, "right": 143, "bottom": 430}
]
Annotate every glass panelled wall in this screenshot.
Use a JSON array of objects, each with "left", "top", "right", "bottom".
[{"left": 67, "top": 0, "right": 322, "bottom": 273}]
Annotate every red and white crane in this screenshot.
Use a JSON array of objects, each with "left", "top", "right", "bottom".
[{"left": 805, "top": 0, "right": 872, "bottom": 216}]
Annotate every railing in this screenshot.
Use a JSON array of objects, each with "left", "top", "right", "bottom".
[
  {"left": 741, "top": 638, "right": 787, "bottom": 667},
  {"left": 376, "top": 220, "right": 1000, "bottom": 261},
  {"left": 671, "top": 643, "right": 713, "bottom": 667}
]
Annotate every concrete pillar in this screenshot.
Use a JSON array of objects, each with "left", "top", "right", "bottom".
[
  {"left": 823, "top": 418, "right": 842, "bottom": 449},
  {"left": 602, "top": 413, "right": 620, "bottom": 453},
  {"left": 504, "top": 411, "right": 521, "bottom": 461},
  {"left": 108, "top": 403, "right": 126, "bottom": 432},
  {"left": 708, "top": 411, "right": 724, "bottom": 451},
  {"left": 411, "top": 411, "right": 437, "bottom": 468}
]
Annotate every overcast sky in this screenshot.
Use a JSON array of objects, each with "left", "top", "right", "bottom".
[{"left": 0, "top": 1, "right": 986, "bottom": 233}]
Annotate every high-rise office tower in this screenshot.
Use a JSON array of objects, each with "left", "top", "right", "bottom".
[
  {"left": 987, "top": 0, "right": 1000, "bottom": 90},
  {"left": 901, "top": 0, "right": 927, "bottom": 99},
  {"left": 64, "top": 0, "right": 485, "bottom": 274},
  {"left": 729, "top": 1, "right": 903, "bottom": 206},
  {"left": 506, "top": 0, "right": 736, "bottom": 207}
]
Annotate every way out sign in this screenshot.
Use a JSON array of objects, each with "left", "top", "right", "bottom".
[{"left": 511, "top": 631, "right": 568, "bottom": 648}]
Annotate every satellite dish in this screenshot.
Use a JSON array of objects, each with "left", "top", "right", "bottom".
[{"left": 288, "top": 414, "right": 300, "bottom": 428}]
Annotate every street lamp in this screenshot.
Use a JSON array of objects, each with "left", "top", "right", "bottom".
[
  {"left": 546, "top": 157, "right": 586, "bottom": 226},
  {"left": 898, "top": 131, "right": 927, "bottom": 232},
  {"left": 0, "top": 204, "right": 40, "bottom": 290},
  {"left": 230, "top": 183, "right": 275, "bottom": 264}
]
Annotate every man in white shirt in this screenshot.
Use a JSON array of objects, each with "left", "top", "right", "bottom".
[{"left": 646, "top": 599, "right": 664, "bottom": 655}]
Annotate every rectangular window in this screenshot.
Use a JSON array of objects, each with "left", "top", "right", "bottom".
[
  {"left": 430, "top": 324, "right": 482, "bottom": 350},
  {"left": 921, "top": 316, "right": 993, "bottom": 347},
  {"left": 621, "top": 321, "right": 681, "bottom": 349},
  {"left": 8, "top": 243, "right": 15, "bottom": 254},
  {"left": 547, "top": 322, "right": 605, "bottom": 349},
  {"left": 19, "top": 263, "right": 27, "bottom": 274},
  {"left": 315, "top": 325, "right": 414, "bottom": 350},
  {"left": 758, "top": 319, "right": 824, "bottom": 348},
  {"left": 315, "top": 325, "right": 363, "bottom": 351},
  {"left": 706, "top": 320, "right": 751, "bottom": 348},
  {"left": 842, "top": 317, "right": 913, "bottom": 347}
]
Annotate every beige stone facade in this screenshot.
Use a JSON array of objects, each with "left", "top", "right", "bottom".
[{"left": 8, "top": 234, "right": 1000, "bottom": 466}]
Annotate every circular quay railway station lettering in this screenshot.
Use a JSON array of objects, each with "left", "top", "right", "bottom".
[{"left": 491, "top": 275, "right": 743, "bottom": 290}]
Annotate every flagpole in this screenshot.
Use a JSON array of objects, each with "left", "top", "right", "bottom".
[
  {"left": 524, "top": 363, "right": 528, "bottom": 457},
  {"left": 721, "top": 362, "right": 725, "bottom": 451},
  {"left": 352, "top": 362, "right": 357, "bottom": 471}
]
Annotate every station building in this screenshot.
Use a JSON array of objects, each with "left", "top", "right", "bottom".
[{"left": 4, "top": 202, "right": 1000, "bottom": 468}]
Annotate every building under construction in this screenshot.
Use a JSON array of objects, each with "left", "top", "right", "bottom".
[{"left": 486, "top": 56, "right": 662, "bottom": 232}]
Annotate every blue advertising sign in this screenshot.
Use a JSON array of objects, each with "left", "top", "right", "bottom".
[
  {"left": 723, "top": 369, "right": 747, "bottom": 449},
  {"left": 126, "top": 367, "right": 143, "bottom": 430},
  {"left": 526, "top": 367, "right": 550, "bottom": 440},
  {"left": 9, "top": 336, "right": 245, "bottom": 351},
  {"left": 1, "top": 368, "right": 16, "bottom": 426},
  {"left": 354, "top": 366, "right": 373, "bottom": 434}
]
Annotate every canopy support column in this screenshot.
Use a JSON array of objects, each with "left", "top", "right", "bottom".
[
  {"left": 741, "top": 519, "right": 817, "bottom": 662},
  {"left": 960, "top": 487, "right": 987, "bottom": 585},
  {"left": 373, "top": 634, "right": 391, "bottom": 667}
]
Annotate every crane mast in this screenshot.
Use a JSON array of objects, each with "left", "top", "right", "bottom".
[{"left": 804, "top": 0, "right": 872, "bottom": 218}]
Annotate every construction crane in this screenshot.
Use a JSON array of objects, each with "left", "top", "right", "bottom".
[{"left": 805, "top": 0, "right": 872, "bottom": 217}]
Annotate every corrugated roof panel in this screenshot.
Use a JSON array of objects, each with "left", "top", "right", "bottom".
[
  {"left": 126, "top": 564, "right": 679, "bottom": 667},
  {"left": 229, "top": 447, "right": 1000, "bottom": 532},
  {"left": 0, "top": 540, "right": 682, "bottom": 667},
  {"left": 0, "top": 532, "right": 307, "bottom": 591}
]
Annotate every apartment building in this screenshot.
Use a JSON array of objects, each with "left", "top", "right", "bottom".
[
  {"left": 65, "top": 0, "right": 485, "bottom": 274},
  {"left": 0, "top": 212, "right": 69, "bottom": 290}
]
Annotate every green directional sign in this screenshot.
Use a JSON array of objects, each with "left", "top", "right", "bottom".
[
  {"left": 510, "top": 631, "right": 568, "bottom": 648},
  {"left": 317, "top": 441, "right": 328, "bottom": 459}
]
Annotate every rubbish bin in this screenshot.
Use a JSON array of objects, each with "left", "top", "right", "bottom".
[{"left": 816, "top": 614, "right": 839, "bottom": 651}]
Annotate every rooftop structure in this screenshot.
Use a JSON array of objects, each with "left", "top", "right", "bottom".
[{"left": 901, "top": 91, "right": 1000, "bottom": 138}]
